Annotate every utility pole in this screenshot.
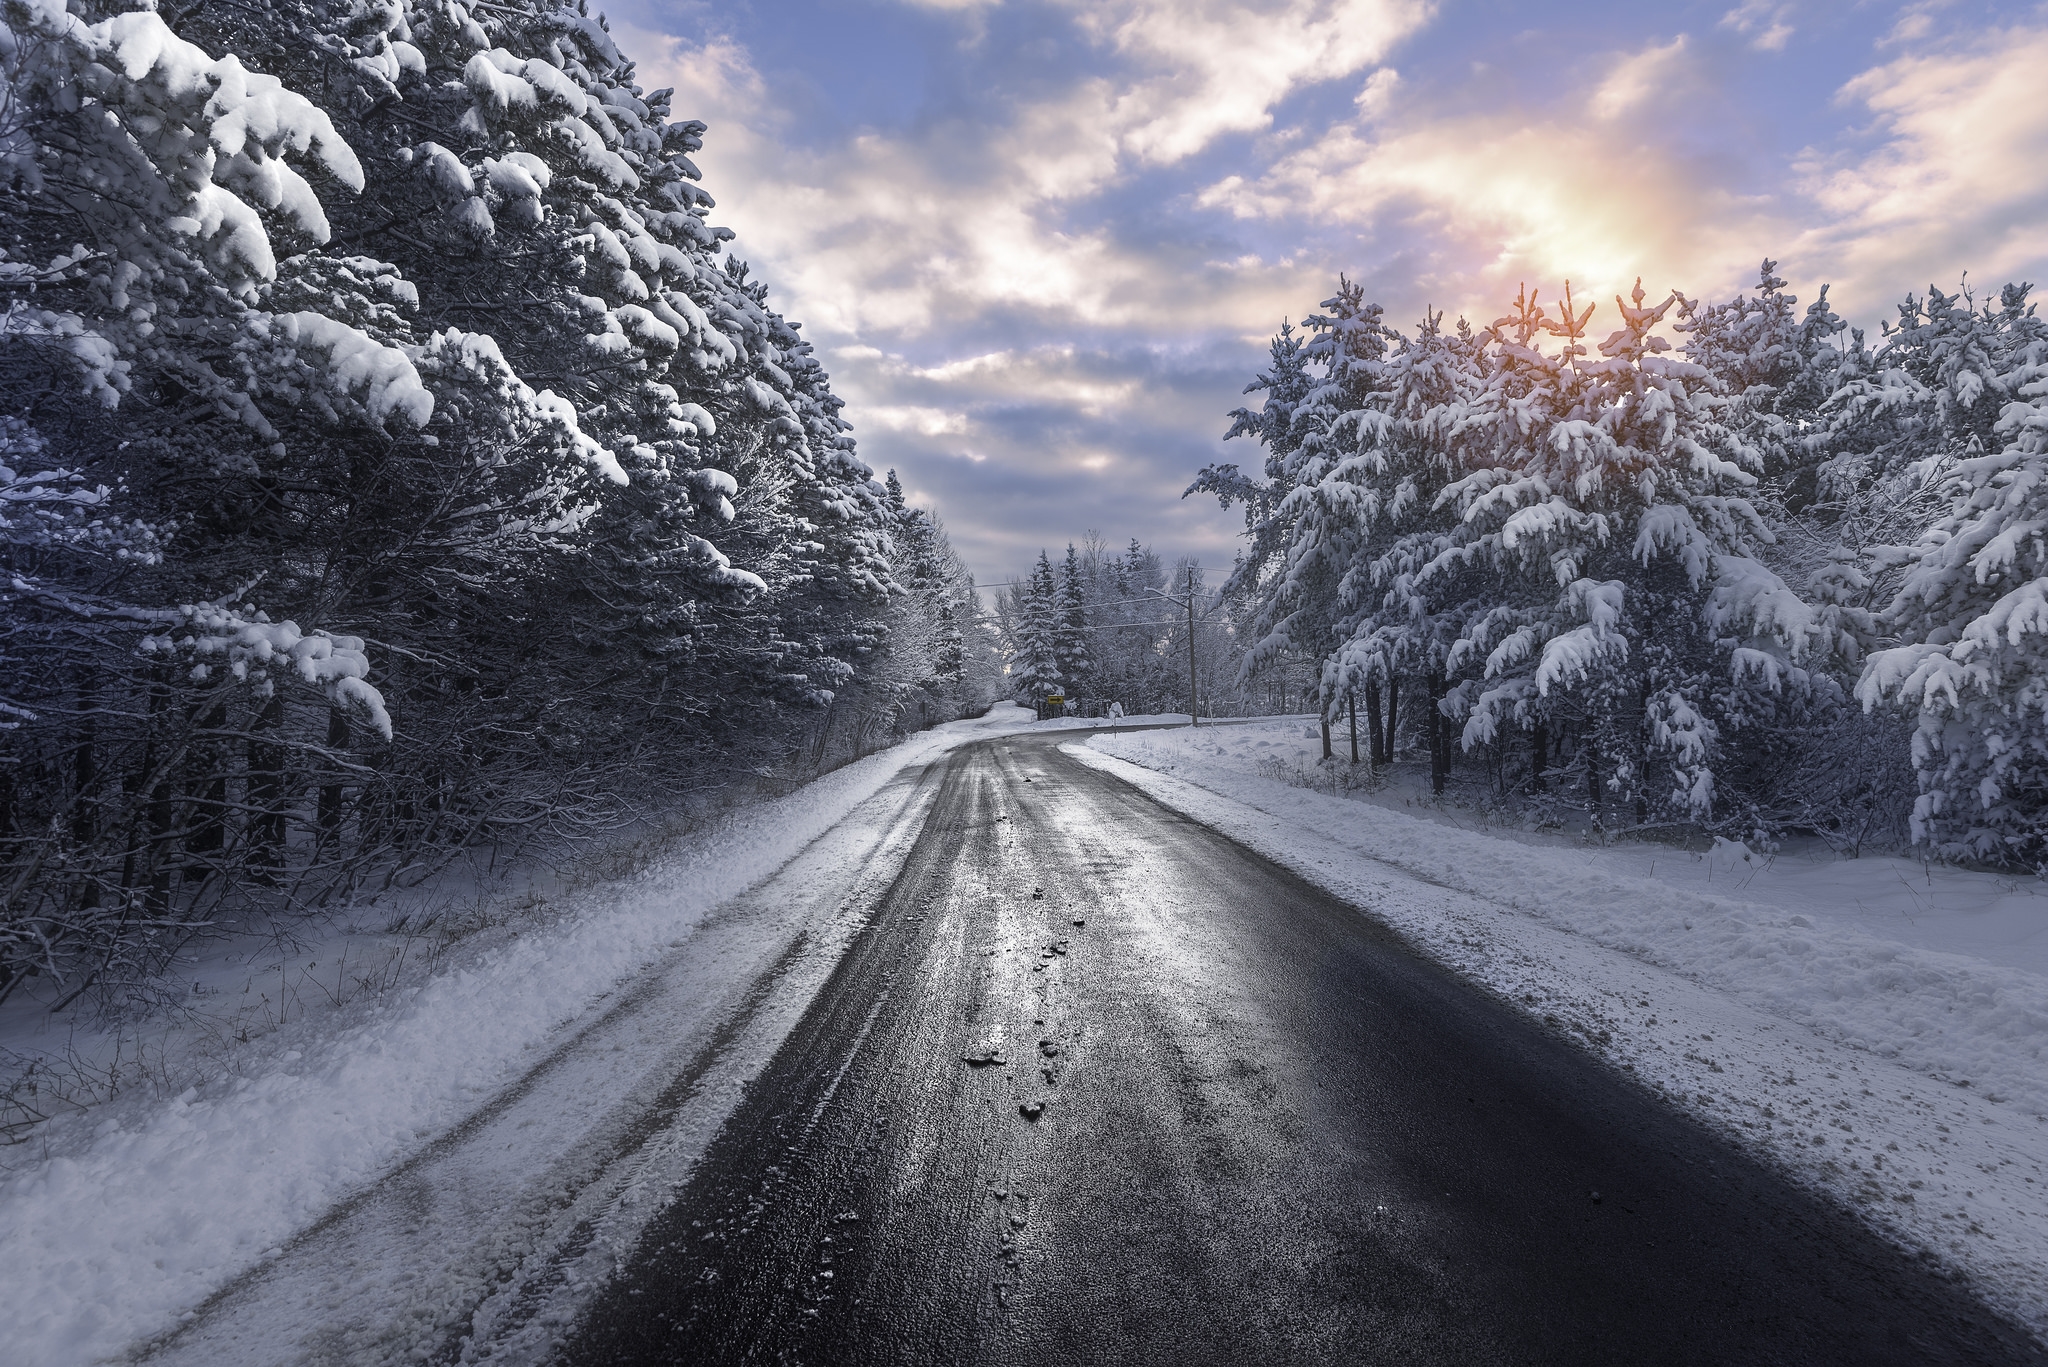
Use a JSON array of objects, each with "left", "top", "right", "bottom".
[{"left": 1148, "top": 572, "right": 1205, "bottom": 729}]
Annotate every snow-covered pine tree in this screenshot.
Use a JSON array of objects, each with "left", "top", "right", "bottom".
[
  {"left": 1315, "top": 308, "right": 1490, "bottom": 784},
  {"left": 0, "top": 0, "right": 917, "bottom": 1007},
  {"left": 1191, "top": 320, "right": 1313, "bottom": 596},
  {"left": 954, "top": 571, "right": 1007, "bottom": 705},
  {"left": 1055, "top": 543, "right": 1091, "bottom": 697},
  {"left": 1196, "top": 282, "right": 1392, "bottom": 715},
  {"left": 0, "top": 0, "right": 434, "bottom": 712},
  {"left": 1678, "top": 261, "right": 1848, "bottom": 487},
  {"left": 1206, "top": 277, "right": 1833, "bottom": 819},
  {"left": 1199, "top": 266, "right": 2048, "bottom": 853},
  {"left": 1818, "top": 282, "right": 2044, "bottom": 557},
  {"left": 1009, "top": 550, "right": 1063, "bottom": 704},
  {"left": 1679, "top": 264, "right": 1901, "bottom": 843},
  {"left": 831, "top": 470, "right": 992, "bottom": 737},
  {"left": 1433, "top": 281, "right": 1832, "bottom": 823},
  {"left": 0, "top": 0, "right": 458, "bottom": 993},
  {"left": 1735, "top": 277, "right": 2047, "bottom": 854},
  {"left": 1061, "top": 537, "right": 1153, "bottom": 711},
  {"left": 1096, "top": 538, "right": 1170, "bottom": 709},
  {"left": 1857, "top": 309, "right": 2048, "bottom": 863},
  {"left": 180, "top": 0, "right": 900, "bottom": 765}
]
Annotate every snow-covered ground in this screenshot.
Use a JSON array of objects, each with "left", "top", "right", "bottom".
[
  {"left": 1076, "top": 721, "right": 2048, "bottom": 1341},
  {"left": 0, "top": 703, "right": 1143, "bottom": 1367},
  {"left": 12, "top": 706, "right": 2045, "bottom": 1361}
]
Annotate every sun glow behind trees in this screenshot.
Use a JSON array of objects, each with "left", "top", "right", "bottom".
[{"left": 606, "top": 1, "right": 2048, "bottom": 591}]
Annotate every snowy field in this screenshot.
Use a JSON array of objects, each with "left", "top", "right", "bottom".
[
  {"left": 0, "top": 704, "right": 1158, "bottom": 1367},
  {"left": 1077, "top": 720, "right": 2048, "bottom": 1341}
]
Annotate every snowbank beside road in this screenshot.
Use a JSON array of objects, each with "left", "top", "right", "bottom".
[
  {"left": 1087, "top": 722, "right": 2048, "bottom": 1114},
  {"left": 1116, "top": 720, "right": 2048, "bottom": 976},
  {"left": 0, "top": 706, "right": 1046, "bottom": 1367},
  {"left": 1075, "top": 726, "right": 2048, "bottom": 1341}
]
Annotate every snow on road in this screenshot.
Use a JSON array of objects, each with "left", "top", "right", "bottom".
[
  {"left": 0, "top": 705, "right": 1089, "bottom": 1367},
  {"left": 1076, "top": 722, "right": 2048, "bottom": 1343}
]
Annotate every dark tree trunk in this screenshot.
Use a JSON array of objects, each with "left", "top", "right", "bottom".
[
  {"left": 1427, "top": 674, "right": 1450, "bottom": 797},
  {"left": 1347, "top": 694, "right": 1359, "bottom": 765},
  {"left": 129, "top": 671, "right": 177, "bottom": 918},
  {"left": 248, "top": 693, "right": 287, "bottom": 884},
  {"left": 72, "top": 700, "right": 100, "bottom": 910},
  {"left": 318, "top": 706, "right": 351, "bottom": 841},
  {"left": 1320, "top": 710, "right": 1332, "bottom": 762},
  {"left": 1382, "top": 677, "right": 1400, "bottom": 765},
  {"left": 145, "top": 774, "right": 177, "bottom": 918},
  {"left": 1531, "top": 719, "right": 1549, "bottom": 793},
  {"left": 1364, "top": 680, "right": 1385, "bottom": 767},
  {"left": 71, "top": 709, "right": 96, "bottom": 848},
  {"left": 187, "top": 700, "right": 229, "bottom": 879}
]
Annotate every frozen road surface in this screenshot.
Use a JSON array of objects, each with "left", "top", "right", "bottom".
[
  {"left": 566, "top": 735, "right": 2038, "bottom": 1366},
  {"left": 138, "top": 730, "right": 2045, "bottom": 1365}
]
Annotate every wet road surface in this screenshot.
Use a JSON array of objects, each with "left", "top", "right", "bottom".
[{"left": 560, "top": 732, "right": 2044, "bottom": 1366}]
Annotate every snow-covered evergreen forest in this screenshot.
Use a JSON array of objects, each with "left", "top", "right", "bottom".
[
  {"left": 993, "top": 537, "right": 1323, "bottom": 719},
  {"left": 0, "top": 0, "right": 999, "bottom": 1009},
  {"left": 1193, "top": 265, "right": 2048, "bottom": 866}
]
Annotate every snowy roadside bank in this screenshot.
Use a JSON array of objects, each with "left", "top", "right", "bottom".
[
  {"left": 1072, "top": 728, "right": 2048, "bottom": 1343},
  {"left": 0, "top": 705, "right": 1074, "bottom": 1367}
]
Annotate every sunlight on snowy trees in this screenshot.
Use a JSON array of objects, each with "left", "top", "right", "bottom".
[
  {"left": 1198, "top": 264, "right": 2048, "bottom": 866},
  {"left": 0, "top": 0, "right": 996, "bottom": 1010}
]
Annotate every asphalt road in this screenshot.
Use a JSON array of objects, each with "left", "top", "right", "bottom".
[{"left": 560, "top": 731, "right": 2044, "bottom": 1366}]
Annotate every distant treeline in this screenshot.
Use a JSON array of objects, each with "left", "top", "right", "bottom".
[{"left": 996, "top": 536, "right": 1319, "bottom": 719}]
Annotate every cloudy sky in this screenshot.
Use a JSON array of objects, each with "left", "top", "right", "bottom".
[{"left": 602, "top": 0, "right": 2048, "bottom": 585}]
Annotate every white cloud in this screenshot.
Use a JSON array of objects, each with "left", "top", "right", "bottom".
[
  {"left": 1720, "top": 1, "right": 1795, "bottom": 52},
  {"left": 868, "top": 346, "right": 1148, "bottom": 418},
  {"left": 1590, "top": 35, "right": 1692, "bottom": 122},
  {"left": 619, "top": 3, "right": 1386, "bottom": 344},
  {"left": 1355, "top": 66, "right": 1401, "bottom": 118},
  {"left": 858, "top": 404, "right": 972, "bottom": 437},
  {"left": 1880, "top": 2, "right": 1950, "bottom": 47},
  {"left": 1198, "top": 19, "right": 2048, "bottom": 327},
  {"left": 1074, "top": 0, "right": 1435, "bottom": 163},
  {"left": 1792, "top": 23, "right": 2048, "bottom": 306}
]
